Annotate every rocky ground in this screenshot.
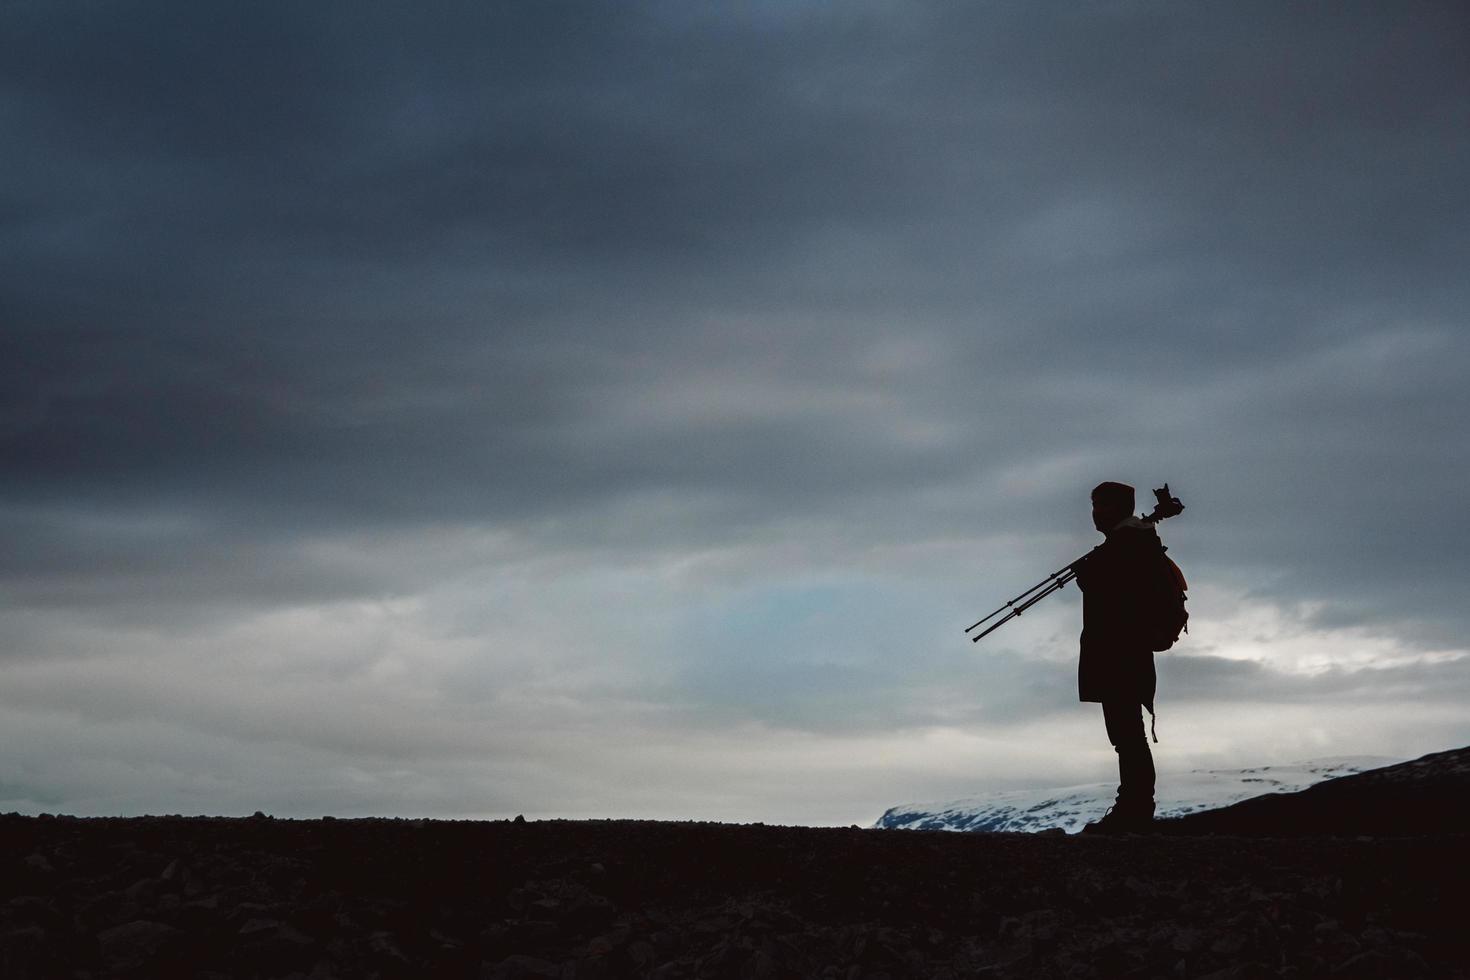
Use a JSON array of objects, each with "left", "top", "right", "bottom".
[{"left": 1, "top": 809, "right": 1464, "bottom": 979}]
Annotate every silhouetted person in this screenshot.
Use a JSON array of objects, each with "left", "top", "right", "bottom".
[{"left": 1075, "top": 481, "right": 1165, "bottom": 833}]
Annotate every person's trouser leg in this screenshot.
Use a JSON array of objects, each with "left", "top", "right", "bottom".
[{"left": 1101, "top": 701, "right": 1155, "bottom": 817}]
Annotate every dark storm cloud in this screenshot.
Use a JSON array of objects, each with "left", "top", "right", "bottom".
[
  {"left": 4, "top": 2, "right": 953, "bottom": 532},
  {"left": 4, "top": 0, "right": 1469, "bottom": 643}
]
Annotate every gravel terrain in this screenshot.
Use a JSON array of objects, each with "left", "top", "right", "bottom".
[
  {"left": 1, "top": 810, "right": 1464, "bottom": 979},
  {"left": 2, "top": 747, "right": 1465, "bottom": 979}
]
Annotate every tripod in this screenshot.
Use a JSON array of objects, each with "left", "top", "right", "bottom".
[
  {"left": 964, "top": 484, "right": 1184, "bottom": 644},
  {"left": 963, "top": 557, "right": 1088, "bottom": 643}
]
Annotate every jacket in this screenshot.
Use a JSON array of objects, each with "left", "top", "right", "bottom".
[{"left": 1074, "top": 516, "right": 1166, "bottom": 706}]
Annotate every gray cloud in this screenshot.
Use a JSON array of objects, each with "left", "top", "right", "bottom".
[{"left": 1160, "top": 652, "right": 1470, "bottom": 707}]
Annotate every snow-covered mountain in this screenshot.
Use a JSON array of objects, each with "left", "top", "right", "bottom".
[{"left": 874, "top": 757, "right": 1399, "bottom": 835}]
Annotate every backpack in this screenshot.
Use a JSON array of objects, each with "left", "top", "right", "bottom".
[{"left": 1147, "top": 547, "right": 1189, "bottom": 652}]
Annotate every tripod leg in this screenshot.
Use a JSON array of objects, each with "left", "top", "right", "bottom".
[
  {"left": 965, "top": 574, "right": 1063, "bottom": 633},
  {"left": 965, "top": 564, "right": 1082, "bottom": 634},
  {"left": 970, "top": 574, "right": 1072, "bottom": 642}
]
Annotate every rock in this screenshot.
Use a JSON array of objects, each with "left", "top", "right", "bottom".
[
  {"left": 239, "top": 918, "right": 300, "bottom": 938},
  {"left": 3, "top": 896, "right": 63, "bottom": 932},
  {"left": 692, "top": 914, "right": 735, "bottom": 935},
  {"left": 1330, "top": 950, "right": 1395, "bottom": 978},
  {"left": 481, "top": 953, "right": 563, "bottom": 979},
  {"left": 1015, "top": 909, "right": 1060, "bottom": 944},
  {"left": 124, "top": 876, "right": 159, "bottom": 902},
  {"left": 235, "top": 918, "right": 317, "bottom": 974},
  {"left": 1195, "top": 963, "right": 1271, "bottom": 980},
  {"left": 1313, "top": 921, "right": 1360, "bottom": 961},
  {"left": 21, "top": 854, "right": 52, "bottom": 875},
  {"left": 97, "top": 919, "right": 183, "bottom": 972},
  {"left": 1358, "top": 927, "right": 1389, "bottom": 948},
  {"left": 227, "top": 900, "right": 275, "bottom": 924},
  {"left": 368, "top": 930, "right": 409, "bottom": 963},
  {"left": 566, "top": 893, "right": 617, "bottom": 931},
  {"left": 0, "top": 924, "right": 56, "bottom": 978}
]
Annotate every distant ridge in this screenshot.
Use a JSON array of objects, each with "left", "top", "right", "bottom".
[
  {"left": 874, "top": 757, "right": 1393, "bottom": 835},
  {"left": 1157, "top": 745, "right": 1470, "bottom": 836}
]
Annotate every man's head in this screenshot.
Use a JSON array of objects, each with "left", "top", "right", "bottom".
[{"left": 1091, "top": 481, "right": 1135, "bottom": 533}]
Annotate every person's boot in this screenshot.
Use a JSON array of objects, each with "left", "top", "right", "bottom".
[{"left": 1081, "top": 802, "right": 1155, "bottom": 835}]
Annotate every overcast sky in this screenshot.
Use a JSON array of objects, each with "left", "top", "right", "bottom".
[{"left": 3, "top": 1, "right": 1468, "bottom": 825}]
